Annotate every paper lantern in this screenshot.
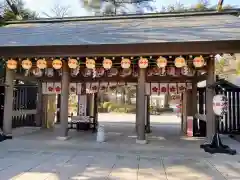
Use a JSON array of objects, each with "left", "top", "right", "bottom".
[
  {"left": 36, "top": 59, "right": 47, "bottom": 69},
  {"left": 174, "top": 57, "right": 186, "bottom": 68},
  {"left": 103, "top": 58, "right": 112, "bottom": 69},
  {"left": 6, "top": 59, "right": 17, "bottom": 70},
  {"left": 21, "top": 59, "right": 32, "bottom": 70},
  {"left": 156, "top": 57, "right": 167, "bottom": 68},
  {"left": 139, "top": 58, "right": 148, "bottom": 68},
  {"left": 193, "top": 56, "right": 205, "bottom": 68},
  {"left": 86, "top": 58, "right": 95, "bottom": 69},
  {"left": 213, "top": 95, "right": 228, "bottom": 116},
  {"left": 52, "top": 59, "right": 62, "bottom": 69},
  {"left": 68, "top": 58, "right": 78, "bottom": 69},
  {"left": 121, "top": 58, "right": 131, "bottom": 69}
]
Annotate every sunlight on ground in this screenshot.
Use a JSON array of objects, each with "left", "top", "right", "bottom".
[{"left": 11, "top": 172, "right": 59, "bottom": 180}]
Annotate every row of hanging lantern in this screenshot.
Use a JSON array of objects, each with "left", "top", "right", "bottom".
[{"left": 6, "top": 56, "right": 205, "bottom": 70}]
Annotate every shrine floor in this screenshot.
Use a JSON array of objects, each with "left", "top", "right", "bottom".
[{"left": 1, "top": 113, "right": 240, "bottom": 180}]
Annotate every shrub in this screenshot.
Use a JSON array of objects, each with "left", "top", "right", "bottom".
[{"left": 102, "top": 102, "right": 112, "bottom": 109}]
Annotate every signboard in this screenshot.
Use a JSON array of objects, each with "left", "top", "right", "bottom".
[
  {"left": 213, "top": 95, "right": 228, "bottom": 116},
  {"left": 187, "top": 116, "right": 193, "bottom": 137}
]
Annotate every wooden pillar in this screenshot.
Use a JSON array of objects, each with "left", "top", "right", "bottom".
[
  {"left": 3, "top": 68, "right": 14, "bottom": 137},
  {"left": 192, "top": 81, "right": 198, "bottom": 135},
  {"left": 57, "top": 61, "right": 70, "bottom": 140},
  {"left": 181, "top": 81, "right": 197, "bottom": 136},
  {"left": 181, "top": 92, "right": 187, "bottom": 134},
  {"left": 206, "top": 58, "right": 215, "bottom": 139},
  {"left": 136, "top": 68, "right": 147, "bottom": 144},
  {"left": 35, "top": 82, "right": 43, "bottom": 127},
  {"left": 145, "top": 95, "right": 151, "bottom": 133}
]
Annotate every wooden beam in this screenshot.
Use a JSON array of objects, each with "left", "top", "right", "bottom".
[
  {"left": 0, "top": 40, "right": 239, "bottom": 58},
  {"left": 35, "top": 75, "right": 195, "bottom": 83}
]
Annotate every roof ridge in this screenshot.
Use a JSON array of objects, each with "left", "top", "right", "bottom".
[{"left": 4, "top": 8, "right": 240, "bottom": 25}]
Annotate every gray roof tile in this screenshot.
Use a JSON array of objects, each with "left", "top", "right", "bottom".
[{"left": 0, "top": 14, "right": 239, "bottom": 47}]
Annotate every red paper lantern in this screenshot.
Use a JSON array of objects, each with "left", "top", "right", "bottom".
[{"left": 139, "top": 58, "right": 148, "bottom": 68}]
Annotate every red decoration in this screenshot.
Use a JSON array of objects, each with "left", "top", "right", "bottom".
[
  {"left": 48, "top": 87, "right": 53, "bottom": 92},
  {"left": 169, "top": 86, "right": 176, "bottom": 92},
  {"left": 55, "top": 86, "right": 61, "bottom": 92},
  {"left": 152, "top": 87, "right": 158, "bottom": 92},
  {"left": 161, "top": 87, "right": 167, "bottom": 93}
]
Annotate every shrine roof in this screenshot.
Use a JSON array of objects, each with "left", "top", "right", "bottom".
[
  {"left": 208, "top": 79, "right": 240, "bottom": 90},
  {"left": 0, "top": 10, "right": 239, "bottom": 47}
]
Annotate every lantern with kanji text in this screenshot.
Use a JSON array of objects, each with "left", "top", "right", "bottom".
[
  {"left": 193, "top": 56, "right": 205, "bottom": 68},
  {"left": 86, "top": 58, "right": 95, "bottom": 69},
  {"left": 36, "top": 59, "right": 47, "bottom": 69},
  {"left": 213, "top": 95, "right": 228, "bottom": 116},
  {"left": 22, "top": 59, "right": 32, "bottom": 70},
  {"left": 174, "top": 56, "right": 186, "bottom": 68},
  {"left": 68, "top": 58, "right": 78, "bottom": 69},
  {"left": 6, "top": 59, "right": 17, "bottom": 70},
  {"left": 52, "top": 59, "right": 62, "bottom": 69},
  {"left": 121, "top": 58, "right": 131, "bottom": 69},
  {"left": 103, "top": 58, "right": 112, "bottom": 69},
  {"left": 156, "top": 56, "right": 167, "bottom": 68},
  {"left": 139, "top": 57, "right": 148, "bottom": 68}
]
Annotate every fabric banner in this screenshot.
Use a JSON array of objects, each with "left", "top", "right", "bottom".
[
  {"left": 78, "top": 95, "right": 87, "bottom": 116},
  {"left": 76, "top": 83, "right": 82, "bottom": 94},
  {"left": 145, "top": 83, "right": 150, "bottom": 95},
  {"left": 168, "top": 83, "right": 177, "bottom": 94},
  {"left": 150, "top": 83, "right": 159, "bottom": 95},
  {"left": 177, "top": 83, "right": 186, "bottom": 93},
  {"left": 108, "top": 82, "right": 117, "bottom": 92},
  {"left": 99, "top": 82, "right": 108, "bottom": 91},
  {"left": 42, "top": 82, "right": 47, "bottom": 94},
  {"left": 69, "top": 83, "right": 77, "bottom": 94},
  {"left": 186, "top": 83, "right": 192, "bottom": 90},
  {"left": 91, "top": 82, "right": 99, "bottom": 93},
  {"left": 46, "top": 82, "right": 55, "bottom": 94},
  {"left": 167, "top": 67, "right": 175, "bottom": 76},
  {"left": 54, "top": 82, "right": 61, "bottom": 94},
  {"left": 85, "top": 83, "right": 91, "bottom": 93},
  {"left": 159, "top": 83, "right": 168, "bottom": 94}
]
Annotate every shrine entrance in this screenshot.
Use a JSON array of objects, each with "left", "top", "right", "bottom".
[{"left": 0, "top": 10, "right": 239, "bottom": 144}]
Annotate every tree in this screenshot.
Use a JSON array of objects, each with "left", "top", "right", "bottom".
[
  {"left": 1, "top": 0, "right": 38, "bottom": 21},
  {"left": 42, "top": 3, "right": 71, "bottom": 18},
  {"left": 80, "top": 0, "right": 155, "bottom": 16},
  {"left": 160, "top": 0, "right": 235, "bottom": 13}
]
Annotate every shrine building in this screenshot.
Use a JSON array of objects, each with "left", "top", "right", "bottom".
[{"left": 0, "top": 10, "right": 239, "bottom": 143}]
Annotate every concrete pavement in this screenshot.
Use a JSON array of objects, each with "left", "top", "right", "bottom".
[
  {"left": 0, "top": 113, "right": 240, "bottom": 180},
  {"left": 1, "top": 148, "right": 240, "bottom": 180}
]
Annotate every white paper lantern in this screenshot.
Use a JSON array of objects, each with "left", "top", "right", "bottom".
[
  {"left": 52, "top": 59, "right": 62, "bottom": 69},
  {"left": 213, "top": 95, "right": 228, "bottom": 116},
  {"left": 193, "top": 56, "right": 205, "bottom": 68},
  {"left": 36, "top": 59, "right": 47, "bottom": 69},
  {"left": 156, "top": 57, "right": 167, "bottom": 68},
  {"left": 68, "top": 58, "right": 78, "bottom": 69},
  {"left": 103, "top": 58, "right": 112, "bottom": 69},
  {"left": 86, "top": 58, "right": 95, "bottom": 69},
  {"left": 174, "top": 57, "right": 186, "bottom": 68},
  {"left": 21, "top": 59, "right": 32, "bottom": 70},
  {"left": 6, "top": 59, "right": 17, "bottom": 70},
  {"left": 139, "top": 58, "right": 148, "bottom": 68},
  {"left": 121, "top": 58, "right": 131, "bottom": 69}
]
